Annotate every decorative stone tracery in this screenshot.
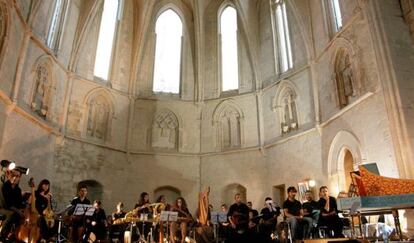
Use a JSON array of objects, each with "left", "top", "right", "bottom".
[
  {"left": 31, "top": 57, "right": 54, "bottom": 119},
  {"left": 213, "top": 100, "right": 244, "bottom": 151},
  {"left": 151, "top": 110, "right": 179, "bottom": 150},
  {"left": 84, "top": 89, "right": 114, "bottom": 141},
  {"left": 273, "top": 80, "right": 299, "bottom": 135}
]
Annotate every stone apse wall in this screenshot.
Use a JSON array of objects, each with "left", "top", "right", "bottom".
[{"left": 0, "top": 0, "right": 413, "bottom": 224}]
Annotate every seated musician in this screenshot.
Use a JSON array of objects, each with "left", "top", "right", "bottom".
[
  {"left": 318, "top": 186, "right": 344, "bottom": 238},
  {"left": 227, "top": 193, "right": 250, "bottom": 243},
  {"left": 68, "top": 185, "right": 91, "bottom": 242},
  {"left": 35, "top": 179, "right": 54, "bottom": 241},
  {"left": 109, "top": 202, "right": 126, "bottom": 242},
  {"left": 260, "top": 197, "right": 281, "bottom": 243},
  {"left": 0, "top": 167, "right": 24, "bottom": 240},
  {"left": 134, "top": 192, "right": 152, "bottom": 237},
  {"left": 302, "top": 190, "right": 320, "bottom": 227},
  {"left": 247, "top": 201, "right": 259, "bottom": 237},
  {"left": 283, "top": 186, "right": 312, "bottom": 240},
  {"left": 112, "top": 202, "right": 126, "bottom": 223},
  {"left": 87, "top": 200, "right": 107, "bottom": 242},
  {"left": 170, "top": 197, "right": 192, "bottom": 243}
]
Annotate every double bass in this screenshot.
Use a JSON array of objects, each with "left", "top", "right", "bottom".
[{"left": 16, "top": 178, "right": 40, "bottom": 243}]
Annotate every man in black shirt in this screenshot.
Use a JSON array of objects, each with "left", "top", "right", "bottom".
[
  {"left": 227, "top": 193, "right": 250, "bottom": 243},
  {"left": 0, "top": 168, "right": 24, "bottom": 239},
  {"left": 302, "top": 190, "right": 320, "bottom": 227},
  {"left": 283, "top": 186, "right": 312, "bottom": 240},
  {"left": 69, "top": 185, "right": 91, "bottom": 242},
  {"left": 318, "top": 186, "right": 344, "bottom": 238}
]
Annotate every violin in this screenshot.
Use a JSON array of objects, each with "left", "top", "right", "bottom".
[{"left": 16, "top": 177, "right": 40, "bottom": 243}]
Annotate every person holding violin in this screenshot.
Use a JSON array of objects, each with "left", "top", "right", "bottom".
[
  {"left": 170, "top": 197, "right": 192, "bottom": 243},
  {"left": 0, "top": 168, "right": 24, "bottom": 241},
  {"left": 227, "top": 193, "right": 250, "bottom": 243},
  {"left": 35, "top": 179, "right": 54, "bottom": 241},
  {"left": 68, "top": 185, "right": 91, "bottom": 242}
]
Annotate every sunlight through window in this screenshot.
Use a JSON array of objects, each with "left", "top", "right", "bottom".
[
  {"left": 221, "top": 6, "right": 239, "bottom": 91},
  {"left": 332, "top": 0, "right": 343, "bottom": 31},
  {"left": 275, "top": 1, "right": 292, "bottom": 73},
  {"left": 153, "top": 9, "right": 183, "bottom": 94},
  {"left": 93, "top": 0, "right": 119, "bottom": 80},
  {"left": 47, "top": 0, "right": 64, "bottom": 50}
]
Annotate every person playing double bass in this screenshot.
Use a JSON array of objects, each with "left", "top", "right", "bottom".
[
  {"left": 35, "top": 179, "right": 54, "bottom": 242},
  {"left": 0, "top": 168, "right": 24, "bottom": 241}
]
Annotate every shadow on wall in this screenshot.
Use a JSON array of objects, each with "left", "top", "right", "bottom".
[{"left": 222, "top": 183, "right": 246, "bottom": 206}]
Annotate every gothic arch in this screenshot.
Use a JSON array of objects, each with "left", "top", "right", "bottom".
[
  {"left": 134, "top": 0, "right": 195, "bottom": 95},
  {"left": 330, "top": 38, "right": 362, "bottom": 108},
  {"left": 327, "top": 130, "right": 366, "bottom": 193},
  {"left": 77, "top": 180, "right": 104, "bottom": 202},
  {"left": 222, "top": 183, "right": 247, "bottom": 206},
  {"left": 29, "top": 55, "right": 55, "bottom": 120},
  {"left": 151, "top": 109, "right": 181, "bottom": 150},
  {"left": 212, "top": 99, "right": 244, "bottom": 151},
  {"left": 0, "top": 0, "right": 9, "bottom": 68},
  {"left": 272, "top": 80, "right": 300, "bottom": 135},
  {"left": 83, "top": 88, "right": 115, "bottom": 141},
  {"left": 153, "top": 185, "right": 181, "bottom": 204}
]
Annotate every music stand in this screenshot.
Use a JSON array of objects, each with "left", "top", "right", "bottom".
[
  {"left": 73, "top": 204, "right": 94, "bottom": 217},
  {"left": 160, "top": 211, "right": 178, "bottom": 243},
  {"left": 211, "top": 212, "right": 227, "bottom": 243},
  {"left": 56, "top": 204, "right": 74, "bottom": 243}
]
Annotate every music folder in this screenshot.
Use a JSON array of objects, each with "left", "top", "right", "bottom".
[
  {"left": 73, "top": 204, "right": 94, "bottom": 216},
  {"left": 160, "top": 211, "right": 178, "bottom": 222}
]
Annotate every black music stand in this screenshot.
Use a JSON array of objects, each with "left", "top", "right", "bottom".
[
  {"left": 56, "top": 204, "right": 74, "bottom": 243},
  {"left": 211, "top": 212, "right": 227, "bottom": 243},
  {"left": 160, "top": 211, "right": 178, "bottom": 243}
]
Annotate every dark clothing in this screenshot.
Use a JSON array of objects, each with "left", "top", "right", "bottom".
[
  {"left": 134, "top": 202, "right": 151, "bottom": 216},
  {"left": 283, "top": 199, "right": 302, "bottom": 216},
  {"left": 89, "top": 208, "right": 107, "bottom": 240},
  {"left": 260, "top": 207, "right": 281, "bottom": 243},
  {"left": 171, "top": 206, "right": 192, "bottom": 219},
  {"left": 35, "top": 190, "right": 50, "bottom": 215},
  {"left": 302, "top": 200, "right": 319, "bottom": 216},
  {"left": 318, "top": 197, "right": 343, "bottom": 237},
  {"left": 249, "top": 209, "right": 259, "bottom": 224},
  {"left": 112, "top": 211, "right": 126, "bottom": 221},
  {"left": 69, "top": 197, "right": 91, "bottom": 215},
  {"left": 227, "top": 203, "right": 250, "bottom": 243},
  {"left": 2, "top": 181, "right": 23, "bottom": 209}
]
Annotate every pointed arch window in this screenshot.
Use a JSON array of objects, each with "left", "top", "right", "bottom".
[
  {"left": 93, "top": 0, "right": 121, "bottom": 80},
  {"left": 325, "top": 0, "right": 343, "bottom": 36},
  {"left": 47, "top": 0, "right": 68, "bottom": 52},
  {"left": 273, "top": 0, "right": 292, "bottom": 73},
  {"left": 220, "top": 6, "right": 239, "bottom": 92},
  {"left": 153, "top": 9, "right": 183, "bottom": 94}
]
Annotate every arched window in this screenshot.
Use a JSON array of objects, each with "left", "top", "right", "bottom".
[
  {"left": 86, "top": 94, "right": 112, "bottom": 141},
  {"left": 153, "top": 9, "right": 183, "bottom": 94},
  {"left": 325, "top": 0, "right": 342, "bottom": 36},
  {"left": 47, "top": 0, "right": 68, "bottom": 52},
  {"left": 220, "top": 6, "right": 239, "bottom": 91},
  {"left": 273, "top": 0, "right": 292, "bottom": 73},
  {"left": 93, "top": 0, "right": 121, "bottom": 80},
  {"left": 151, "top": 110, "right": 179, "bottom": 150}
]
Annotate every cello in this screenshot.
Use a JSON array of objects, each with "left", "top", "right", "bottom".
[{"left": 16, "top": 177, "right": 40, "bottom": 243}]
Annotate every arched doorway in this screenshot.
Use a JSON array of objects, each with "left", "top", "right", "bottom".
[
  {"left": 327, "top": 130, "right": 364, "bottom": 196},
  {"left": 222, "top": 184, "right": 246, "bottom": 206},
  {"left": 77, "top": 180, "right": 103, "bottom": 202},
  {"left": 154, "top": 186, "right": 181, "bottom": 205}
]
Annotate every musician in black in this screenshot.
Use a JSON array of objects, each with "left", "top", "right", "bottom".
[
  {"left": 112, "top": 202, "right": 126, "bottom": 222},
  {"left": 227, "top": 193, "right": 250, "bottom": 243},
  {"left": 134, "top": 192, "right": 152, "bottom": 238},
  {"left": 283, "top": 186, "right": 312, "bottom": 240},
  {"left": 259, "top": 197, "right": 281, "bottom": 243},
  {"left": 302, "top": 190, "right": 320, "bottom": 229},
  {"left": 69, "top": 185, "right": 91, "bottom": 242},
  {"left": 318, "top": 186, "right": 344, "bottom": 238},
  {"left": 109, "top": 202, "right": 126, "bottom": 242},
  {"left": 35, "top": 179, "right": 54, "bottom": 241},
  {"left": 170, "top": 197, "right": 192, "bottom": 243},
  {"left": 87, "top": 200, "right": 107, "bottom": 241},
  {"left": 0, "top": 168, "right": 24, "bottom": 240}
]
